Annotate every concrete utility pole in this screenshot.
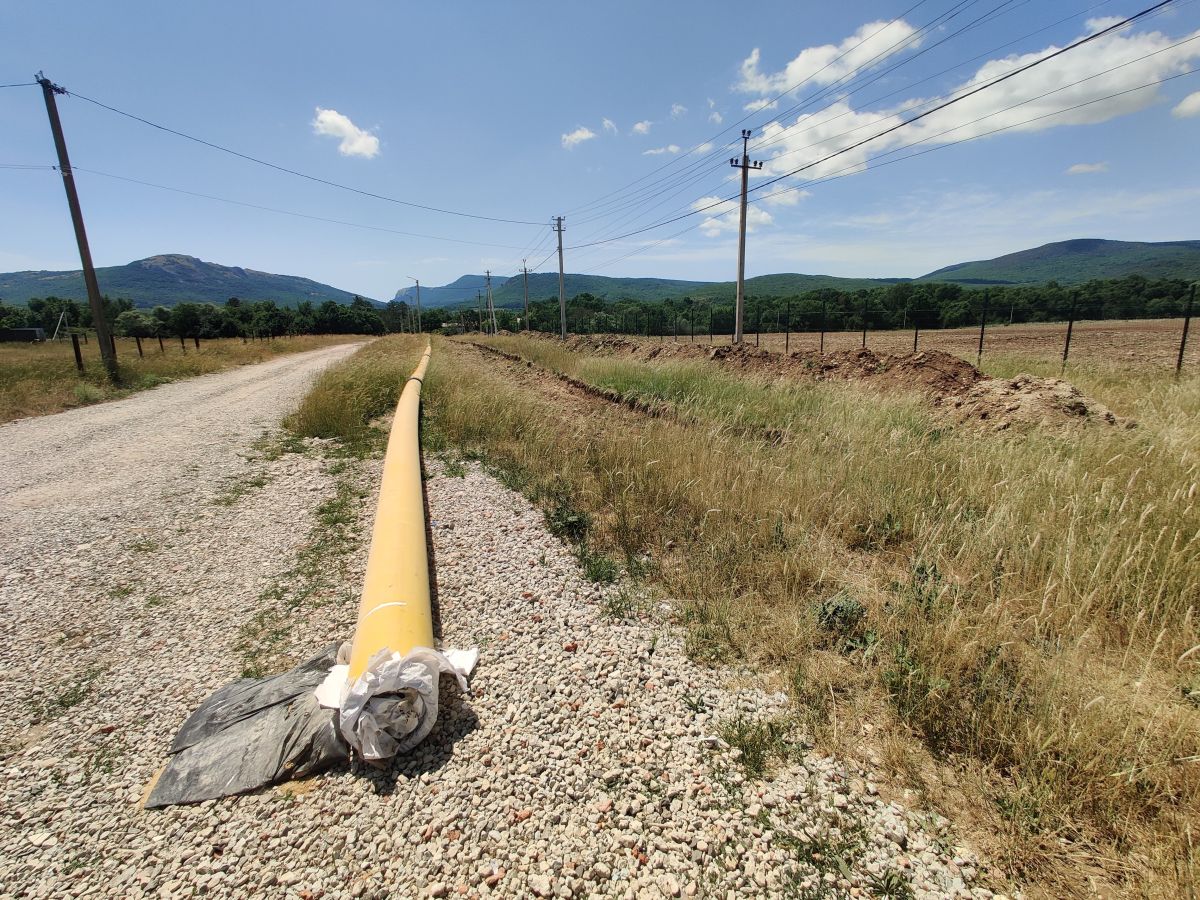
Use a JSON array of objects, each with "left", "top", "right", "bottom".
[
  {"left": 730, "top": 129, "right": 762, "bottom": 345},
  {"left": 521, "top": 259, "right": 530, "bottom": 331},
  {"left": 554, "top": 216, "right": 567, "bottom": 340},
  {"left": 37, "top": 73, "right": 118, "bottom": 382},
  {"left": 485, "top": 270, "right": 498, "bottom": 335},
  {"left": 407, "top": 276, "right": 423, "bottom": 333}
]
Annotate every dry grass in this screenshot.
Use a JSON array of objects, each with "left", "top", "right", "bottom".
[
  {"left": 284, "top": 334, "right": 426, "bottom": 447},
  {"left": 0, "top": 334, "right": 364, "bottom": 425},
  {"left": 426, "top": 334, "right": 1200, "bottom": 898}
]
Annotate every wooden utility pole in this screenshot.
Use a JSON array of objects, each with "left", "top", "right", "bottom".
[
  {"left": 521, "top": 259, "right": 530, "bottom": 330},
  {"left": 485, "top": 270, "right": 498, "bottom": 335},
  {"left": 976, "top": 290, "right": 990, "bottom": 368},
  {"left": 1176, "top": 283, "right": 1195, "bottom": 379},
  {"left": 554, "top": 216, "right": 567, "bottom": 340},
  {"left": 730, "top": 129, "right": 762, "bottom": 345},
  {"left": 37, "top": 74, "right": 117, "bottom": 382},
  {"left": 414, "top": 280, "right": 423, "bottom": 333}
]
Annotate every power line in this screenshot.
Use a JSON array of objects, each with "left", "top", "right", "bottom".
[
  {"left": 565, "top": 0, "right": 1181, "bottom": 251},
  {"left": 750, "top": 0, "right": 1179, "bottom": 196},
  {"left": 71, "top": 167, "right": 537, "bottom": 250},
  {"left": 574, "top": 65, "right": 1199, "bottom": 274},
  {"left": 0, "top": 82, "right": 38, "bottom": 89},
  {"left": 567, "top": 0, "right": 1035, "bottom": 246},
  {"left": 63, "top": 87, "right": 546, "bottom": 226},
  {"left": 562, "top": 0, "right": 937, "bottom": 219}
]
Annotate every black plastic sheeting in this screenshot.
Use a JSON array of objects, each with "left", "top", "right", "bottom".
[{"left": 146, "top": 645, "right": 349, "bottom": 808}]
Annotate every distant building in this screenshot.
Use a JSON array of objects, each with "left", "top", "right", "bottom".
[{"left": 0, "top": 327, "right": 46, "bottom": 343}]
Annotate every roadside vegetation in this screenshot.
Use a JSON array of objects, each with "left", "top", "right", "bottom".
[
  {"left": 423, "top": 333, "right": 1199, "bottom": 898},
  {"left": 0, "top": 334, "right": 362, "bottom": 424},
  {"left": 283, "top": 333, "right": 426, "bottom": 452}
]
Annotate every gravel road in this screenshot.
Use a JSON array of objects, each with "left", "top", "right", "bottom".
[{"left": 0, "top": 345, "right": 1000, "bottom": 899}]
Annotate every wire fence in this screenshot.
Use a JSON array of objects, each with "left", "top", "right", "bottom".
[{"left": 490, "top": 285, "right": 1197, "bottom": 377}]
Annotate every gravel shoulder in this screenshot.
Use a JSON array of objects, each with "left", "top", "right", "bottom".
[{"left": 1, "top": 344, "right": 998, "bottom": 899}]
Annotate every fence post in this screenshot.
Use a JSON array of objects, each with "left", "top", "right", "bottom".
[
  {"left": 689, "top": 307, "right": 695, "bottom": 342},
  {"left": 71, "top": 333, "right": 84, "bottom": 372},
  {"left": 82, "top": 331, "right": 88, "bottom": 344},
  {"left": 135, "top": 336, "right": 143, "bottom": 358},
  {"left": 913, "top": 320, "right": 920, "bottom": 353},
  {"left": 110, "top": 333, "right": 117, "bottom": 361},
  {"left": 709, "top": 306, "right": 713, "bottom": 344},
  {"left": 1061, "top": 291, "right": 1077, "bottom": 376},
  {"left": 755, "top": 308, "right": 760, "bottom": 348},
  {"left": 976, "top": 291, "right": 990, "bottom": 369},
  {"left": 785, "top": 299, "right": 790, "bottom": 354},
  {"left": 194, "top": 336, "right": 200, "bottom": 350},
  {"left": 820, "top": 297, "right": 826, "bottom": 355},
  {"left": 1177, "top": 283, "right": 1195, "bottom": 379},
  {"left": 158, "top": 335, "right": 164, "bottom": 353},
  {"left": 674, "top": 312, "right": 678, "bottom": 341},
  {"left": 861, "top": 295, "right": 868, "bottom": 348}
]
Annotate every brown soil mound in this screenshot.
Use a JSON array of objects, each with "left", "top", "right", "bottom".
[
  {"left": 528, "top": 335, "right": 1132, "bottom": 430},
  {"left": 945, "top": 374, "right": 1127, "bottom": 430}
]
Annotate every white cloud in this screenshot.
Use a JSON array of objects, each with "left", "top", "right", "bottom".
[
  {"left": 644, "top": 144, "right": 682, "bottom": 156},
  {"left": 631, "top": 120, "right": 653, "bottom": 135},
  {"left": 1173, "top": 90, "right": 1200, "bottom": 117},
  {"left": 312, "top": 108, "right": 380, "bottom": 158},
  {"left": 671, "top": 103, "right": 688, "bottom": 119},
  {"left": 744, "top": 98, "right": 778, "bottom": 113},
  {"left": 694, "top": 142, "right": 715, "bottom": 154},
  {"left": 1085, "top": 16, "right": 1127, "bottom": 35},
  {"left": 736, "top": 20, "right": 920, "bottom": 95},
  {"left": 602, "top": 117, "right": 618, "bottom": 134},
  {"left": 752, "top": 22, "right": 1200, "bottom": 185},
  {"left": 709, "top": 111, "right": 724, "bottom": 124},
  {"left": 561, "top": 126, "right": 597, "bottom": 149},
  {"left": 692, "top": 195, "right": 773, "bottom": 237},
  {"left": 761, "top": 188, "right": 810, "bottom": 207},
  {"left": 1066, "top": 161, "right": 1109, "bottom": 175}
]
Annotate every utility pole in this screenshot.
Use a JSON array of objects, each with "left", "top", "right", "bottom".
[
  {"left": 730, "top": 129, "right": 762, "bottom": 345},
  {"left": 37, "top": 73, "right": 117, "bottom": 382},
  {"left": 407, "top": 276, "right": 423, "bottom": 333},
  {"left": 553, "top": 216, "right": 567, "bottom": 340},
  {"left": 485, "top": 270, "right": 498, "bottom": 335},
  {"left": 522, "top": 259, "right": 530, "bottom": 331}
]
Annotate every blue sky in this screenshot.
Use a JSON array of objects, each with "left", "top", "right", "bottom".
[{"left": 3, "top": 0, "right": 1199, "bottom": 301}]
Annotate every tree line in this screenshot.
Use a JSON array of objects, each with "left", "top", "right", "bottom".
[
  {"left": 508, "top": 274, "right": 1195, "bottom": 336},
  {"left": 2, "top": 273, "right": 1193, "bottom": 341},
  {"left": 0, "top": 296, "right": 443, "bottom": 338}
]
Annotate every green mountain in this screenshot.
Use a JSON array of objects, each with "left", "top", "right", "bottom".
[
  {"left": 919, "top": 239, "right": 1200, "bottom": 285},
  {"left": 0, "top": 254, "right": 380, "bottom": 307},
  {"left": 414, "top": 271, "right": 893, "bottom": 310}
]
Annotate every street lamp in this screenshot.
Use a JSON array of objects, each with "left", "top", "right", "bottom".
[{"left": 406, "top": 276, "right": 423, "bottom": 334}]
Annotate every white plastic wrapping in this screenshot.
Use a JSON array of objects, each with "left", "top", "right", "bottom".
[{"left": 315, "top": 646, "right": 479, "bottom": 762}]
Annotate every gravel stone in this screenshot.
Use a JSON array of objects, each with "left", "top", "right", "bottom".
[{"left": 0, "top": 348, "right": 996, "bottom": 898}]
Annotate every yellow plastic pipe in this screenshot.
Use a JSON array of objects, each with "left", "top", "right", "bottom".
[{"left": 347, "top": 343, "right": 434, "bottom": 682}]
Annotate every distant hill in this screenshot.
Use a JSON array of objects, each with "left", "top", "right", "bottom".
[
  {"left": 410, "top": 271, "right": 893, "bottom": 310},
  {"left": 394, "top": 274, "right": 493, "bottom": 308},
  {"left": 0, "top": 254, "right": 379, "bottom": 307},
  {"left": 919, "top": 239, "right": 1200, "bottom": 285}
]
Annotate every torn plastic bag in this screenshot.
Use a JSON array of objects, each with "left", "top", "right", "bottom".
[
  {"left": 145, "top": 644, "right": 348, "bottom": 808},
  {"left": 328, "top": 647, "right": 475, "bottom": 763}
]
